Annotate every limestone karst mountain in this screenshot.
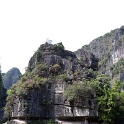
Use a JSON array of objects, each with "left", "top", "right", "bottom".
[
  {"left": 3, "top": 67, "right": 21, "bottom": 89},
  {"left": 3, "top": 26, "right": 124, "bottom": 124},
  {"left": 81, "top": 26, "right": 124, "bottom": 81},
  {"left": 5, "top": 42, "right": 100, "bottom": 124}
]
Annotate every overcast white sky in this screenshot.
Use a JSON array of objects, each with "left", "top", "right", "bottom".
[{"left": 0, "top": 0, "right": 124, "bottom": 74}]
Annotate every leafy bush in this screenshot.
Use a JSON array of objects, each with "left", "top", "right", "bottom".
[
  {"left": 111, "top": 58, "right": 124, "bottom": 77},
  {"left": 97, "top": 80, "right": 124, "bottom": 124},
  {"left": 32, "top": 63, "right": 48, "bottom": 77},
  {"left": 64, "top": 79, "right": 97, "bottom": 101},
  {"left": 98, "top": 51, "right": 110, "bottom": 68},
  {"left": 64, "top": 74, "right": 124, "bottom": 124},
  {"left": 49, "top": 64, "right": 61, "bottom": 75},
  {"left": 56, "top": 43, "right": 65, "bottom": 50}
]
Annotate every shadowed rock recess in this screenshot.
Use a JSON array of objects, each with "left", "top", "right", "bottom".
[{"left": 5, "top": 42, "right": 99, "bottom": 124}]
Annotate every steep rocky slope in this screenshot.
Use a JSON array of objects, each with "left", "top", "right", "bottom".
[
  {"left": 3, "top": 67, "right": 21, "bottom": 89},
  {"left": 81, "top": 26, "right": 124, "bottom": 80},
  {"left": 5, "top": 42, "right": 99, "bottom": 124}
]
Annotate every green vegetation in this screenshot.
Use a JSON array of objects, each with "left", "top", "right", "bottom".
[
  {"left": 98, "top": 51, "right": 110, "bottom": 68},
  {"left": 31, "top": 62, "right": 48, "bottom": 77},
  {"left": 97, "top": 80, "right": 124, "bottom": 124},
  {"left": 81, "top": 26, "right": 124, "bottom": 81},
  {"left": 110, "top": 58, "right": 124, "bottom": 77},
  {"left": 56, "top": 42, "right": 65, "bottom": 50},
  {"left": 4, "top": 75, "right": 49, "bottom": 118},
  {"left": 4, "top": 40, "right": 124, "bottom": 124},
  {"left": 64, "top": 79, "right": 96, "bottom": 101},
  {"left": 81, "top": 28, "right": 122, "bottom": 71},
  {"left": 82, "top": 45, "right": 90, "bottom": 53},
  {"left": 67, "top": 56, "right": 72, "bottom": 61},
  {"left": 114, "top": 35, "right": 124, "bottom": 48},
  {"left": 34, "top": 50, "right": 42, "bottom": 64},
  {"left": 64, "top": 75, "right": 109, "bottom": 101},
  {"left": 64, "top": 74, "right": 124, "bottom": 124},
  {"left": 49, "top": 64, "right": 61, "bottom": 75},
  {"left": 55, "top": 73, "right": 69, "bottom": 82},
  {"left": 4, "top": 62, "right": 64, "bottom": 118}
]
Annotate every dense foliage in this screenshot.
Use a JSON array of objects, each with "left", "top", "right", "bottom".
[
  {"left": 110, "top": 58, "right": 124, "bottom": 77},
  {"left": 97, "top": 80, "right": 124, "bottom": 124},
  {"left": 64, "top": 74, "right": 124, "bottom": 124},
  {"left": 81, "top": 26, "right": 124, "bottom": 78},
  {"left": 64, "top": 79, "right": 97, "bottom": 101},
  {"left": 4, "top": 62, "right": 67, "bottom": 118}
]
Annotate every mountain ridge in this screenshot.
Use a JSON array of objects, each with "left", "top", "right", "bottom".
[{"left": 81, "top": 25, "right": 124, "bottom": 80}]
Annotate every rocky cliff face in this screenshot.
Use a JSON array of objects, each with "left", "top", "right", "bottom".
[
  {"left": 5, "top": 42, "right": 99, "bottom": 124},
  {"left": 0, "top": 67, "right": 21, "bottom": 120},
  {"left": 11, "top": 82, "right": 98, "bottom": 119},
  {"left": 81, "top": 26, "right": 124, "bottom": 80}
]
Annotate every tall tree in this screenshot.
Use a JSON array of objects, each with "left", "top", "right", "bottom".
[{"left": 97, "top": 80, "right": 124, "bottom": 124}]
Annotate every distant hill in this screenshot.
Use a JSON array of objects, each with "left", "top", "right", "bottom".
[{"left": 3, "top": 67, "right": 21, "bottom": 89}]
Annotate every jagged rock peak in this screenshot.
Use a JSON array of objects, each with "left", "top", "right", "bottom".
[
  {"left": 81, "top": 25, "right": 124, "bottom": 77},
  {"left": 75, "top": 48, "right": 99, "bottom": 71},
  {"left": 27, "top": 42, "right": 98, "bottom": 72}
]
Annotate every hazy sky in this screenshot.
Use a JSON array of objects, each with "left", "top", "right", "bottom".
[{"left": 0, "top": 0, "right": 124, "bottom": 74}]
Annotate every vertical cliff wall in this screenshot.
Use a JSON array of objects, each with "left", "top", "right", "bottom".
[
  {"left": 5, "top": 42, "right": 99, "bottom": 124},
  {"left": 81, "top": 26, "right": 124, "bottom": 80}
]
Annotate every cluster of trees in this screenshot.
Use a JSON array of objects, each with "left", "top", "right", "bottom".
[
  {"left": 98, "top": 80, "right": 124, "bottom": 124},
  {"left": 64, "top": 74, "right": 124, "bottom": 124}
]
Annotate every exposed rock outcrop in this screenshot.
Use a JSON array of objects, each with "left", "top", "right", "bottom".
[
  {"left": 11, "top": 82, "right": 98, "bottom": 118},
  {"left": 6, "top": 42, "right": 99, "bottom": 124},
  {"left": 82, "top": 26, "right": 124, "bottom": 80},
  {"left": 75, "top": 49, "right": 99, "bottom": 71}
]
